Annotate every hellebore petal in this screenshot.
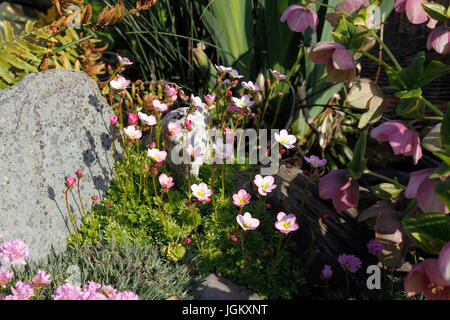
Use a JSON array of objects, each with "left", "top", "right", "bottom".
[
  {"left": 332, "top": 48, "right": 356, "bottom": 70},
  {"left": 404, "top": 261, "right": 428, "bottom": 296},
  {"left": 281, "top": 5, "right": 318, "bottom": 32},
  {"left": 309, "top": 41, "right": 341, "bottom": 64},
  {"left": 394, "top": 0, "right": 407, "bottom": 12},
  {"left": 427, "top": 25, "right": 450, "bottom": 55},
  {"left": 405, "top": 168, "right": 434, "bottom": 198},
  {"left": 333, "top": 177, "right": 359, "bottom": 211},
  {"left": 336, "top": 0, "right": 369, "bottom": 16},
  {"left": 416, "top": 176, "right": 449, "bottom": 214},
  {"left": 319, "top": 169, "right": 359, "bottom": 211},
  {"left": 438, "top": 241, "right": 450, "bottom": 282},
  {"left": 405, "top": 0, "right": 429, "bottom": 24}
]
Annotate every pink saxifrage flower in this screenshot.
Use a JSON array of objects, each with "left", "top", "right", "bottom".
[
  {"left": 147, "top": 148, "right": 167, "bottom": 163},
  {"left": 153, "top": 99, "right": 168, "bottom": 112},
  {"left": 232, "top": 95, "right": 255, "bottom": 109},
  {"left": 116, "top": 53, "right": 133, "bottom": 66},
  {"left": 338, "top": 254, "right": 362, "bottom": 273},
  {"left": 123, "top": 125, "right": 142, "bottom": 140},
  {"left": 110, "top": 76, "right": 130, "bottom": 90},
  {"left": 109, "top": 114, "right": 118, "bottom": 126},
  {"left": 269, "top": 69, "right": 287, "bottom": 80},
  {"left": 190, "top": 94, "right": 206, "bottom": 109},
  {"left": 280, "top": 4, "right": 318, "bottom": 32},
  {"left": 241, "top": 81, "right": 261, "bottom": 92},
  {"left": 309, "top": 41, "right": 356, "bottom": 82},
  {"left": 404, "top": 241, "right": 450, "bottom": 300},
  {"left": 215, "top": 64, "right": 233, "bottom": 74},
  {"left": 32, "top": 269, "right": 52, "bottom": 287},
  {"left": 186, "top": 144, "right": 203, "bottom": 160},
  {"left": 304, "top": 155, "right": 327, "bottom": 168},
  {"left": 138, "top": 112, "right": 157, "bottom": 126},
  {"left": 405, "top": 168, "right": 449, "bottom": 214},
  {"left": 427, "top": 25, "right": 450, "bottom": 55},
  {"left": 275, "top": 129, "right": 297, "bottom": 149},
  {"left": 370, "top": 120, "right": 422, "bottom": 165},
  {"left": 319, "top": 169, "right": 359, "bottom": 212},
  {"left": 128, "top": 113, "right": 138, "bottom": 125},
  {"left": 253, "top": 174, "right": 277, "bottom": 196},
  {"left": 213, "top": 138, "right": 234, "bottom": 161},
  {"left": 191, "top": 183, "right": 213, "bottom": 202},
  {"left": 237, "top": 212, "right": 260, "bottom": 231},
  {"left": 167, "top": 122, "right": 182, "bottom": 136},
  {"left": 159, "top": 173, "right": 174, "bottom": 190},
  {"left": 233, "top": 189, "right": 251, "bottom": 207},
  {"left": 0, "top": 239, "right": 29, "bottom": 265},
  {"left": 274, "top": 212, "right": 299, "bottom": 234},
  {"left": 65, "top": 176, "right": 77, "bottom": 187}
]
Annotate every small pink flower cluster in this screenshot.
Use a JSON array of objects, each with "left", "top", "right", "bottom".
[{"left": 52, "top": 281, "right": 139, "bottom": 300}]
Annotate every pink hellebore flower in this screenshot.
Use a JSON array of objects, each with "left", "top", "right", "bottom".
[
  {"left": 65, "top": 176, "right": 77, "bottom": 187},
  {"left": 319, "top": 169, "right": 359, "bottom": 212},
  {"left": 395, "top": 0, "right": 437, "bottom": 26},
  {"left": 0, "top": 239, "right": 29, "bottom": 266},
  {"left": 110, "top": 76, "right": 130, "bottom": 90},
  {"left": 336, "top": 0, "right": 369, "bottom": 15},
  {"left": 405, "top": 168, "right": 449, "bottom": 214},
  {"left": 304, "top": 155, "right": 327, "bottom": 168},
  {"left": 237, "top": 212, "right": 260, "bottom": 231},
  {"left": 128, "top": 113, "right": 138, "bottom": 125},
  {"left": 275, "top": 129, "right": 297, "bottom": 149},
  {"left": 269, "top": 69, "right": 287, "bottom": 80},
  {"left": 232, "top": 189, "right": 252, "bottom": 207},
  {"left": 191, "top": 183, "right": 213, "bottom": 202},
  {"left": 338, "top": 254, "right": 362, "bottom": 273},
  {"left": 109, "top": 114, "right": 118, "bottom": 126},
  {"left": 138, "top": 112, "right": 157, "bottom": 126},
  {"left": 280, "top": 4, "right": 319, "bottom": 32},
  {"left": 427, "top": 25, "right": 450, "bottom": 55},
  {"left": 123, "top": 125, "right": 142, "bottom": 140},
  {"left": 116, "top": 53, "right": 133, "bottom": 66},
  {"left": 190, "top": 94, "right": 206, "bottom": 109},
  {"left": 309, "top": 41, "right": 356, "bottom": 82},
  {"left": 232, "top": 95, "right": 255, "bottom": 109},
  {"left": 168, "top": 122, "right": 181, "bottom": 136},
  {"left": 404, "top": 241, "right": 450, "bottom": 300},
  {"left": 159, "top": 173, "right": 174, "bottom": 190},
  {"left": 274, "top": 212, "right": 299, "bottom": 234},
  {"left": 0, "top": 266, "right": 14, "bottom": 286},
  {"left": 32, "top": 269, "right": 52, "bottom": 287},
  {"left": 254, "top": 174, "right": 277, "bottom": 196},
  {"left": 370, "top": 121, "right": 422, "bottom": 165},
  {"left": 241, "top": 81, "right": 261, "bottom": 92},
  {"left": 147, "top": 148, "right": 167, "bottom": 163}
]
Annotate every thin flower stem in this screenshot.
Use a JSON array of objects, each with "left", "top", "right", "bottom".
[
  {"left": 273, "top": 234, "right": 283, "bottom": 273},
  {"left": 211, "top": 162, "right": 217, "bottom": 219},
  {"left": 359, "top": 50, "right": 393, "bottom": 71},
  {"left": 363, "top": 169, "right": 405, "bottom": 189},
  {"left": 122, "top": 171, "right": 129, "bottom": 213},
  {"left": 152, "top": 171, "right": 168, "bottom": 231},
  {"left": 76, "top": 178, "right": 86, "bottom": 219},
  {"left": 257, "top": 195, "right": 263, "bottom": 219},
  {"left": 188, "top": 162, "right": 192, "bottom": 200},
  {"left": 221, "top": 163, "right": 225, "bottom": 201},
  {"left": 192, "top": 201, "right": 198, "bottom": 233},
  {"left": 65, "top": 189, "right": 79, "bottom": 237},
  {"left": 260, "top": 85, "right": 275, "bottom": 128},
  {"left": 422, "top": 97, "right": 444, "bottom": 117},
  {"left": 240, "top": 230, "right": 246, "bottom": 267},
  {"left": 112, "top": 127, "right": 117, "bottom": 163},
  {"left": 369, "top": 29, "right": 402, "bottom": 71}
]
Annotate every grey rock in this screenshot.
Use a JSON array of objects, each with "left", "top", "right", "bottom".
[
  {"left": 195, "top": 273, "right": 261, "bottom": 300},
  {"left": 160, "top": 106, "right": 211, "bottom": 177},
  {"left": 0, "top": 69, "right": 114, "bottom": 262}
]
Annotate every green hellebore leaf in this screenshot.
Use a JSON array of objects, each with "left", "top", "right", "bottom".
[
  {"left": 358, "top": 96, "right": 384, "bottom": 128},
  {"left": 396, "top": 97, "right": 425, "bottom": 119},
  {"left": 397, "top": 51, "right": 425, "bottom": 89},
  {"left": 433, "top": 150, "right": 450, "bottom": 166},
  {"left": 394, "top": 88, "right": 422, "bottom": 99},
  {"left": 402, "top": 212, "right": 450, "bottom": 255},
  {"left": 421, "top": 2, "right": 449, "bottom": 22},
  {"left": 422, "top": 123, "right": 442, "bottom": 152},
  {"left": 434, "top": 179, "right": 450, "bottom": 210},
  {"left": 430, "top": 162, "right": 450, "bottom": 179},
  {"left": 348, "top": 130, "right": 367, "bottom": 179},
  {"left": 416, "top": 60, "right": 450, "bottom": 88},
  {"left": 370, "top": 183, "right": 404, "bottom": 199}
]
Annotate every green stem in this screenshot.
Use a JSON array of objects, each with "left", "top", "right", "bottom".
[
  {"left": 65, "top": 189, "right": 79, "bottom": 237},
  {"left": 211, "top": 163, "right": 217, "bottom": 220},
  {"left": 273, "top": 234, "right": 283, "bottom": 273},
  {"left": 298, "top": 169, "right": 313, "bottom": 218},
  {"left": 422, "top": 97, "right": 444, "bottom": 117},
  {"left": 240, "top": 230, "right": 246, "bottom": 267},
  {"left": 363, "top": 169, "right": 405, "bottom": 189},
  {"left": 76, "top": 178, "right": 86, "bottom": 219},
  {"left": 359, "top": 50, "right": 393, "bottom": 71},
  {"left": 221, "top": 163, "right": 225, "bottom": 201},
  {"left": 369, "top": 29, "right": 402, "bottom": 71}
]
